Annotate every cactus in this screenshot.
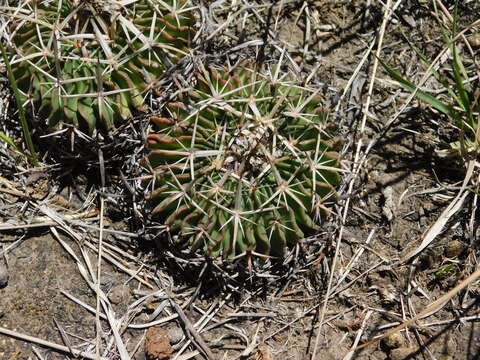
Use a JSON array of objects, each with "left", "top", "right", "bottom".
[
  {"left": 4, "top": 0, "right": 195, "bottom": 132},
  {"left": 146, "top": 63, "right": 341, "bottom": 259}
]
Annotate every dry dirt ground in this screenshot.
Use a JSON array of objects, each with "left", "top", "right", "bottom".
[{"left": 1, "top": 1, "right": 480, "bottom": 359}]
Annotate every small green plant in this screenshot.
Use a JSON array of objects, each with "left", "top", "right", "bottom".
[
  {"left": 2, "top": 0, "right": 195, "bottom": 133},
  {"left": 380, "top": 5, "right": 479, "bottom": 157},
  {"left": 145, "top": 62, "right": 341, "bottom": 259}
]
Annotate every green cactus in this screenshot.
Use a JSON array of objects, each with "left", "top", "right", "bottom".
[
  {"left": 146, "top": 63, "right": 341, "bottom": 259},
  {"left": 4, "top": 0, "right": 195, "bottom": 132}
]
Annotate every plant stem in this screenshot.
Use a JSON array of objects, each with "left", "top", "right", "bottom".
[
  {"left": 0, "top": 38, "right": 38, "bottom": 166},
  {"left": 0, "top": 131, "right": 19, "bottom": 151}
]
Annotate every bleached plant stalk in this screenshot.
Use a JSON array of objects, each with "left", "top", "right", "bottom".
[
  {"left": 146, "top": 61, "right": 342, "bottom": 259},
  {"left": 2, "top": 0, "right": 195, "bottom": 132}
]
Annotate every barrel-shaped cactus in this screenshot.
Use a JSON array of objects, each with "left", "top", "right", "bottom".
[
  {"left": 146, "top": 63, "right": 341, "bottom": 259},
  {"left": 5, "top": 0, "right": 195, "bottom": 132}
]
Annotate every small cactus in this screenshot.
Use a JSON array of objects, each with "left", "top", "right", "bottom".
[
  {"left": 146, "top": 62, "right": 341, "bottom": 259},
  {"left": 4, "top": 0, "right": 195, "bottom": 132}
]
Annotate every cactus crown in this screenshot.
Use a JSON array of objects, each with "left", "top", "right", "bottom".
[
  {"left": 146, "top": 62, "right": 341, "bottom": 259},
  {"left": 5, "top": 0, "right": 195, "bottom": 132}
]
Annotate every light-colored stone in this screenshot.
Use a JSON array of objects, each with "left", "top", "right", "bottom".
[
  {"left": 167, "top": 327, "right": 183, "bottom": 345},
  {"left": 469, "top": 33, "right": 480, "bottom": 48},
  {"left": 0, "top": 264, "right": 8, "bottom": 288}
]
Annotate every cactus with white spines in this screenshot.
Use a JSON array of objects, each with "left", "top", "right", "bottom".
[
  {"left": 4, "top": 0, "right": 195, "bottom": 132},
  {"left": 146, "top": 62, "right": 341, "bottom": 259}
]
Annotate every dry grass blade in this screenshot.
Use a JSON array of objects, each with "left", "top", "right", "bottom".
[
  {"left": 402, "top": 159, "right": 474, "bottom": 262},
  {"left": 61, "top": 291, "right": 108, "bottom": 321},
  {"left": 176, "top": 351, "right": 201, "bottom": 360},
  {"left": 95, "top": 149, "right": 106, "bottom": 359},
  {"left": 128, "top": 314, "right": 179, "bottom": 329},
  {"left": 48, "top": 224, "right": 131, "bottom": 360},
  {"left": 343, "top": 310, "right": 373, "bottom": 360},
  {"left": 35, "top": 204, "right": 153, "bottom": 288},
  {"left": 355, "top": 263, "right": 480, "bottom": 350},
  {"left": 0, "top": 326, "right": 108, "bottom": 360},
  {"left": 169, "top": 298, "right": 215, "bottom": 360},
  {"left": 310, "top": 0, "right": 394, "bottom": 358}
]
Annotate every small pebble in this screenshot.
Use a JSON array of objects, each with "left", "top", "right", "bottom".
[
  {"left": 382, "top": 333, "right": 404, "bottom": 349},
  {"left": 168, "top": 327, "right": 183, "bottom": 345},
  {"left": 0, "top": 264, "right": 8, "bottom": 288},
  {"left": 402, "top": 15, "right": 416, "bottom": 28},
  {"left": 445, "top": 240, "right": 465, "bottom": 258},
  {"left": 469, "top": 33, "right": 480, "bottom": 48}
]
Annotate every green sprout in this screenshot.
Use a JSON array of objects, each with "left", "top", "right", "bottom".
[
  {"left": 435, "top": 264, "right": 456, "bottom": 278},
  {"left": 380, "top": 2, "right": 479, "bottom": 157}
]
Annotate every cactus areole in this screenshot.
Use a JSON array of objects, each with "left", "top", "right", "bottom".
[
  {"left": 5, "top": 0, "right": 195, "bottom": 132},
  {"left": 147, "top": 64, "right": 341, "bottom": 259}
]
